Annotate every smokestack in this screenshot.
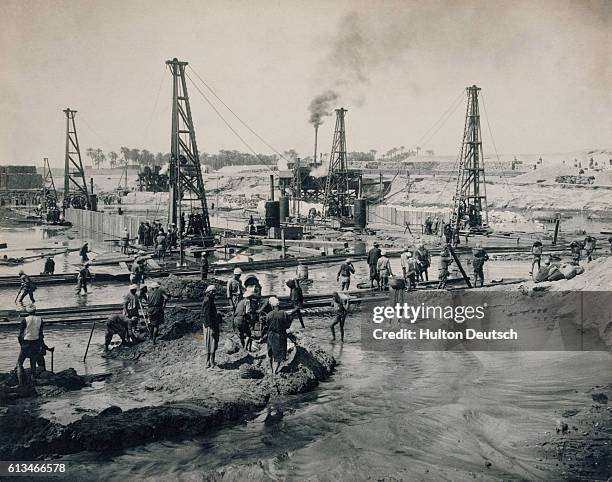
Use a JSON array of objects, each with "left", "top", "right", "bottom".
[
  {"left": 313, "top": 125, "right": 319, "bottom": 166},
  {"left": 269, "top": 174, "right": 275, "bottom": 201}
]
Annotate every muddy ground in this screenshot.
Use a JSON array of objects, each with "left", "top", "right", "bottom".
[{"left": 0, "top": 307, "right": 335, "bottom": 460}]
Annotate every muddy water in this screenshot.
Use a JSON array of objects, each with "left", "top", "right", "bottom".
[
  {"left": 0, "top": 252, "right": 527, "bottom": 311},
  {"left": 2, "top": 224, "right": 611, "bottom": 479},
  {"left": 57, "top": 315, "right": 612, "bottom": 481}
]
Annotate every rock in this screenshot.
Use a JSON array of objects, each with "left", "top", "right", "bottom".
[
  {"left": 592, "top": 393, "right": 608, "bottom": 404},
  {"left": 83, "top": 373, "right": 112, "bottom": 384},
  {"left": 218, "top": 352, "right": 255, "bottom": 370},
  {"left": 49, "top": 369, "right": 86, "bottom": 390},
  {"left": 67, "top": 397, "right": 267, "bottom": 454},
  {"left": 556, "top": 421, "right": 569, "bottom": 434},
  {"left": 159, "top": 307, "right": 203, "bottom": 341},
  {"left": 0, "top": 406, "right": 76, "bottom": 460},
  {"left": 0, "top": 384, "right": 38, "bottom": 405},
  {"left": 224, "top": 338, "right": 240, "bottom": 355},
  {"left": 0, "top": 368, "right": 109, "bottom": 405},
  {"left": 562, "top": 409, "right": 580, "bottom": 418},
  {"left": 99, "top": 406, "right": 122, "bottom": 417},
  {"left": 159, "top": 275, "right": 224, "bottom": 301},
  {"left": 273, "top": 339, "right": 336, "bottom": 395},
  {"left": 239, "top": 367, "right": 265, "bottom": 380}
]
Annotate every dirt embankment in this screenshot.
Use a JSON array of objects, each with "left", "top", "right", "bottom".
[
  {"left": 541, "top": 385, "right": 612, "bottom": 479},
  {"left": 0, "top": 369, "right": 110, "bottom": 405},
  {"left": 0, "top": 308, "right": 335, "bottom": 460},
  {"left": 513, "top": 256, "right": 612, "bottom": 478},
  {"left": 515, "top": 257, "right": 612, "bottom": 349}
]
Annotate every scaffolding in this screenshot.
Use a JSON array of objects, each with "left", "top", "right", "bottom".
[
  {"left": 41, "top": 157, "right": 58, "bottom": 211},
  {"left": 451, "top": 85, "right": 489, "bottom": 234},
  {"left": 323, "top": 108, "right": 360, "bottom": 219},
  {"left": 62, "top": 108, "right": 91, "bottom": 210},
  {"left": 166, "top": 58, "right": 212, "bottom": 241}
]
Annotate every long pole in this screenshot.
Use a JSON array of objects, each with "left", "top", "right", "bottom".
[
  {"left": 552, "top": 213, "right": 561, "bottom": 245},
  {"left": 448, "top": 245, "right": 472, "bottom": 288},
  {"left": 83, "top": 321, "right": 96, "bottom": 361},
  {"left": 281, "top": 228, "right": 286, "bottom": 259}
]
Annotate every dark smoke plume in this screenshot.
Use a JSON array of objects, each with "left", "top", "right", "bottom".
[
  {"left": 308, "top": 89, "right": 339, "bottom": 127},
  {"left": 307, "top": 12, "right": 369, "bottom": 127}
]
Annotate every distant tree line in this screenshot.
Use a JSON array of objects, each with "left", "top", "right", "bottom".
[
  {"left": 200, "top": 150, "right": 276, "bottom": 170},
  {"left": 85, "top": 147, "right": 169, "bottom": 169},
  {"left": 85, "top": 147, "right": 276, "bottom": 171},
  {"left": 84, "top": 145, "right": 434, "bottom": 171}
]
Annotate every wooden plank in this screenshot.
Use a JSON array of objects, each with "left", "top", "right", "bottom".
[{"left": 448, "top": 245, "right": 473, "bottom": 288}]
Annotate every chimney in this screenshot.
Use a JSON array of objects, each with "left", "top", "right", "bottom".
[
  {"left": 313, "top": 125, "right": 319, "bottom": 166},
  {"left": 269, "top": 174, "right": 275, "bottom": 200}
]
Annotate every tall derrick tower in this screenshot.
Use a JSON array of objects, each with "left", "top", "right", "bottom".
[
  {"left": 166, "top": 58, "right": 212, "bottom": 239},
  {"left": 323, "top": 108, "right": 359, "bottom": 218},
  {"left": 42, "top": 157, "right": 58, "bottom": 211},
  {"left": 451, "top": 85, "right": 489, "bottom": 234},
  {"left": 63, "top": 108, "right": 90, "bottom": 210}
]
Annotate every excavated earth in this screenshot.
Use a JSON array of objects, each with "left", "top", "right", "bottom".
[
  {"left": 539, "top": 384, "right": 612, "bottom": 480},
  {"left": 0, "top": 307, "right": 335, "bottom": 460}
]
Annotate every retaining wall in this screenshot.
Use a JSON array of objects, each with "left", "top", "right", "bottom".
[
  {"left": 67, "top": 206, "right": 448, "bottom": 238},
  {"left": 367, "top": 205, "right": 447, "bottom": 228},
  {"left": 65, "top": 208, "right": 149, "bottom": 239}
]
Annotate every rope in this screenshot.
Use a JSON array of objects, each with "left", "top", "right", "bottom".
[
  {"left": 415, "top": 89, "right": 465, "bottom": 151},
  {"left": 187, "top": 65, "right": 291, "bottom": 166},
  {"left": 481, "top": 92, "right": 518, "bottom": 200},
  {"left": 141, "top": 66, "right": 167, "bottom": 147},
  {"left": 78, "top": 113, "right": 112, "bottom": 151},
  {"left": 185, "top": 72, "right": 280, "bottom": 178}
]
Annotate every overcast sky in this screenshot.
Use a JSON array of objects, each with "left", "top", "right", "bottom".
[{"left": 1, "top": 0, "right": 610, "bottom": 167}]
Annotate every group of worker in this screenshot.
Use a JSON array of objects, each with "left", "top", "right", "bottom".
[
  {"left": 138, "top": 221, "right": 177, "bottom": 249},
  {"left": 363, "top": 240, "right": 493, "bottom": 290},
  {"left": 423, "top": 216, "right": 441, "bottom": 235},
  {"left": 102, "top": 262, "right": 329, "bottom": 374},
  {"left": 365, "top": 242, "right": 438, "bottom": 290},
  {"left": 568, "top": 235, "right": 598, "bottom": 266},
  {"left": 224, "top": 267, "right": 306, "bottom": 364},
  {"left": 104, "top": 280, "right": 168, "bottom": 352},
  {"left": 530, "top": 234, "right": 601, "bottom": 281}
]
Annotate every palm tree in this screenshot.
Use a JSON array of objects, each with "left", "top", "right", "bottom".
[
  {"left": 129, "top": 148, "right": 141, "bottom": 167},
  {"left": 108, "top": 151, "right": 119, "bottom": 169},
  {"left": 86, "top": 147, "right": 95, "bottom": 168},
  {"left": 140, "top": 149, "right": 153, "bottom": 167},
  {"left": 95, "top": 148, "right": 105, "bottom": 169},
  {"left": 120, "top": 147, "right": 131, "bottom": 166}
]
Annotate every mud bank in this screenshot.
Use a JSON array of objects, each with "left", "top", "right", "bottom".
[
  {"left": 159, "top": 275, "right": 226, "bottom": 301},
  {"left": 515, "top": 257, "right": 612, "bottom": 349},
  {"left": 0, "top": 311, "right": 335, "bottom": 460},
  {"left": 541, "top": 384, "right": 612, "bottom": 479},
  {"left": 0, "top": 368, "right": 111, "bottom": 405}
]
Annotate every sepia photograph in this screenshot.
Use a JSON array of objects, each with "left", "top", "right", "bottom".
[{"left": 0, "top": 0, "right": 611, "bottom": 480}]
